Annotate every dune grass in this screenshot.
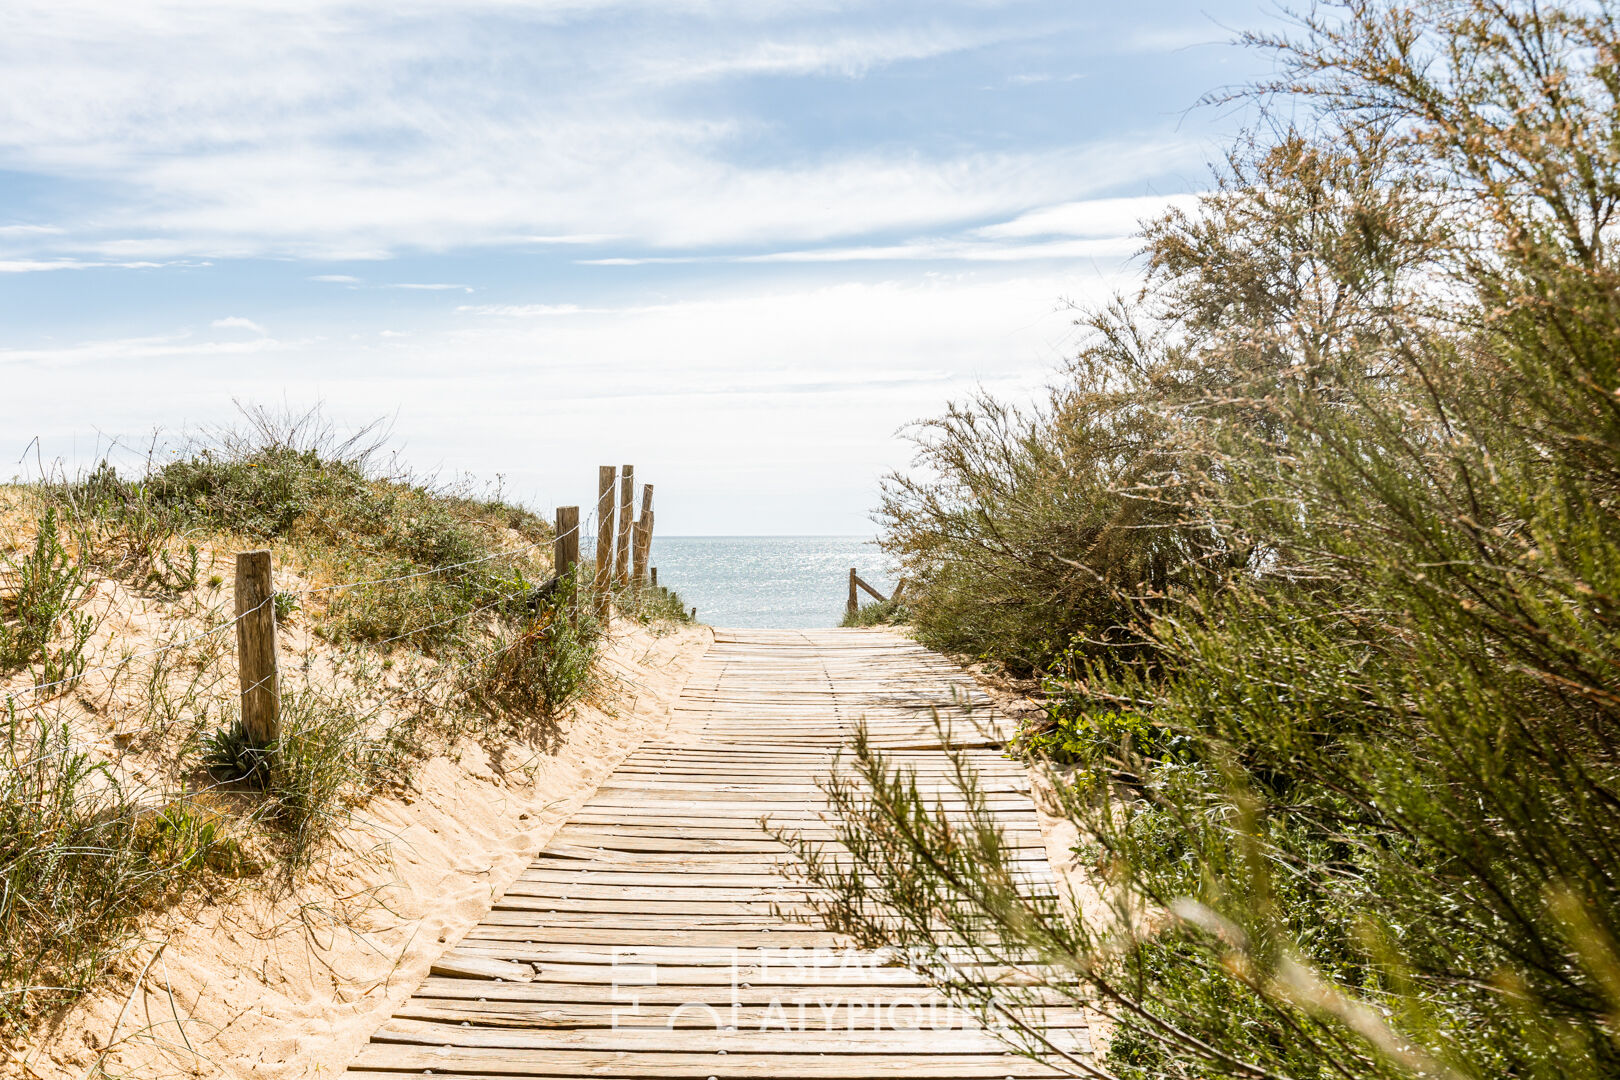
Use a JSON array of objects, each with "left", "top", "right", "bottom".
[
  {"left": 840, "top": 597, "right": 906, "bottom": 628},
  {"left": 0, "top": 405, "right": 684, "bottom": 1035},
  {"left": 0, "top": 704, "right": 246, "bottom": 1033}
]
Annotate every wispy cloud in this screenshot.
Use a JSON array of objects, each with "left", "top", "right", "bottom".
[
  {"left": 458, "top": 303, "right": 606, "bottom": 317},
  {"left": 0, "top": 331, "right": 298, "bottom": 369},
  {"left": 570, "top": 194, "right": 1199, "bottom": 266},
  {"left": 519, "top": 234, "right": 620, "bottom": 245},
  {"left": 1006, "top": 72, "right": 1087, "bottom": 85},
  {"left": 0, "top": 2, "right": 1209, "bottom": 262},
  {"left": 972, "top": 194, "right": 1201, "bottom": 240},
  {"left": 211, "top": 316, "right": 267, "bottom": 333},
  {"left": 579, "top": 236, "right": 1142, "bottom": 266},
  {"left": 309, "top": 273, "right": 361, "bottom": 283},
  {"left": 0, "top": 258, "right": 165, "bottom": 272}
]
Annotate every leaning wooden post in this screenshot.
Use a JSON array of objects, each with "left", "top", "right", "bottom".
[
  {"left": 633, "top": 484, "right": 654, "bottom": 588},
  {"left": 235, "top": 550, "right": 280, "bottom": 746},
  {"left": 614, "top": 465, "right": 635, "bottom": 587},
  {"left": 594, "top": 466, "right": 616, "bottom": 618},
  {"left": 650, "top": 567, "right": 658, "bottom": 587},
  {"left": 554, "top": 506, "right": 580, "bottom": 621},
  {"left": 847, "top": 567, "right": 859, "bottom": 618}
]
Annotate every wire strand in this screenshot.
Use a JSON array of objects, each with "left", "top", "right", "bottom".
[
  {"left": 1, "top": 594, "right": 270, "bottom": 705},
  {"left": 291, "top": 538, "right": 549, "bottom": 596},
  {"left": 360, "top": 618, "right": 556, "bottom": 718},
  {"left": 363, "top": 584, "right": 537, "bottom": 650}
]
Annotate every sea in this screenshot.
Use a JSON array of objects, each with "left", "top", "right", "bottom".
[{"left": 591, "top": 536, "right": 899, "bottom": 630}]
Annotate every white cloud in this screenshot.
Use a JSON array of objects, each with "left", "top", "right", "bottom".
[
  {"left": 211, "top": 316, "right": 267, "bottom": 333},
  {"left": 0, "top": 270, "right": 1114, "bottom": 531},
  {"left": 458, "top": 303, "right": 605, "bottom": 317},
  {"left": 519, "top": 234, "right": 619, "bottom": 245},
  {"left": 0, "top": 2, "right": 1202, "bottom": 261},
  {"left": 309, "top": 273, "right": 361, "bottom": 283},
  {"left": 1006, "top": 72, "right": 1087, "bottom": 86},
  {"left": 973, "top": 194, "right": 1201, "bottom": 240},
  {"left": 577, "top": 235, "right": 1144, "bottom": 266},
  {"left": 0, "top": 331, "right": 296, "bottom": 369},
  {"left": 0, "top": 258, "right": 164, "bottom": 272}
]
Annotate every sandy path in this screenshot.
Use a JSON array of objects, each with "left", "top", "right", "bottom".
[{"left": 12, "top": 623, "right": 712, "bottom": 1080}]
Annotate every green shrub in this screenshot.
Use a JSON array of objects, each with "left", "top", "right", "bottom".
[
  {"left": 465, "top": 579, "right": 604, "bottom": 722},
  {"left": 265, "top": 686, "right": 397, "bottom": 864},
  {"left": 42, "top": 459, "right": 185, "bottom": 584},
  {"left": 202, "top": 683, "right": 398, "bottom": 867},
  {"left": 840, "top": 597, "right": 907, "bottom": 627},
  {"left": 143, "top": 443, "right": 368, "bottom": 539},
  {"left": 618, "top": 583, "right": 694, "bottom": 625},
  {"left": 0, "top": 705, "right": 234, "bottom": 1033},
  {"left": 802, "top": 3, "right": 1620, "bottom": 1078},
  {"left": 0, "top": 508, "right": 96, "bottom": 682},
  {"left": 875, "top": 384, "right": 1227, "bottom": 674}
]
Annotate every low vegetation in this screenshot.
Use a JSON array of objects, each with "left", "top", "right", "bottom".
[
  {"left": 464, "top": 580, "right": 606, "bottom": 723},
  {"left": 0, "top": 706, "right": 242, "bottom": 1030},
  {"left": 616, "top": 581, "right": 695, "bottom": 626},
  {"left": 800, "top": 2, "right": 1620, "bottom": 1078},
  {"left": 840, "top": 596, "right": 907, "bottom": 628},
  {"left": 0, "top": 404, "right": 680, "bottom": 1035},
  {"left": 0, "top": 506, "right": 95, "bottom": 684}
]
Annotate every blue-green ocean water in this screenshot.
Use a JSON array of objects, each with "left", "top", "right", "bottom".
[{"left": 604, "top": 536, "right": 899, "bottom": 629}]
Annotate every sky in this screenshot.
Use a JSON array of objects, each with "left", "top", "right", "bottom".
[{"left": 0, "top": 0, "right": 1281, "bottom": 534}]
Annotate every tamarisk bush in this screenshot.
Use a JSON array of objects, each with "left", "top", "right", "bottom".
[{"left": 809, "top": 3, "right": 1620, "bottom": 1077}]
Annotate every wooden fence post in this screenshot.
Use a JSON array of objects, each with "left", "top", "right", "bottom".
[
  {"left": 614, "top": 465, "right": 635, "bottom": 587},
  {"left": 848, "top": 567, "right": 859, "bottom": 618},
  {"left": 594, "top": 466, "right": 616, "bottom": 618},
  {"left": 235, "top": 550, "right": 280, "bottom": 746},
  {"left": 555, "top": 506, "right": 580, "bottom": 619},
  {"left": 650, "top": 567, "right": 658, "bottom": 587},
  {"left": 633, "top": 484, "right": 654, "bottom": 588},
  {"left": 853, "top": 573, "right": 888, "bottom": 604}
]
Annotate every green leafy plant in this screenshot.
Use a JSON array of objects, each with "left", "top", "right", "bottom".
[
  {"left": 0, "top": 507, "right": 96, "bottom": 681},
  {"left": 0, "top": 704, "right": 233, "bottom": 1034},
  {"left": 617, "top": 583, "right": 694, "bottom": 625},
  {"left": 803, "top": 3, "right": 1620, "bottom": 1078},
  {"left": 202, "top": 683, "right": 396, "bottom": 867},
  {"left": 840, "top": 596, "right": 907, "bottom": 627},
  {"left": 466, "top": 577, "right": 604, "bottom": 722},
  {"left": 153, "top": 540, "right": 201, "bottom": 592}
]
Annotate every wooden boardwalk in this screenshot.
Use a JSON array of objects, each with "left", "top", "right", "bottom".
[{"left": 348, "top": 628, "right": 1082, "bottom": 1078}]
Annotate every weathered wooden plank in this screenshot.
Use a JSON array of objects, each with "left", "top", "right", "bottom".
[
  {"left": 370, "top": 1016, "right": 1056, "bottom": 1053},
  {"left": 403, "top": 978, "right": 1078, "bottom": 1006},
  {"left": 396, "top": 998, "right": 1092, "bottom": 1029},
  {"left": 431, "top": 955, "right": 537, "bottom": 982},
  {"left": 347, "top": 1047, "right": 1065, "bottom": 1077},
  {"left": 346, "top": 628, "right": 1083, "bottom": 1078}
]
